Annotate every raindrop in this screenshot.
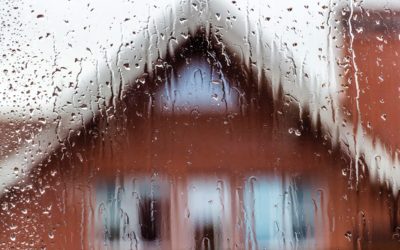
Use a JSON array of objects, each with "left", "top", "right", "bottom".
[
  {"left": 212, "top": 79, "right": 222, "bottom": 85},
  {"left": 76, "top": 152, "right": 84, "bottom": 162},
  {"left": 344, "top": 231, "right": 352, "bottom": 241},
  {"left": 288, "top": 128, "right": 301, "bottom": 136},
  {"left": 123, "top": 63, "right": 131, "bottom": 70},
  {"left": 191, "top": 109, "right": 200, "bottom": 119},
  {"left": 48, "top": 231, "right": 55, "bottom": 239},
  {"left": 179, "top": 18, "right": 187, "bottom": 24}
]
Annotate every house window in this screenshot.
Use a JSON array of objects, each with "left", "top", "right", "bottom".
[{"left": 243, "top": 175, "right": 317, "bottom": 249}]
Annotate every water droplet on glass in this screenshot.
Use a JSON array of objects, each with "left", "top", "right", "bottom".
[
  {"left": 123, "top": 63, "right": 131, "bottom": 70},
  {"left": 344, "top": 231, "right": 352, "bottom": 241}
]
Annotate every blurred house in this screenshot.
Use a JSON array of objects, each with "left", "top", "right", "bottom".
[{"left": 1, "top": 3, "right": 400, "bottom": 250}]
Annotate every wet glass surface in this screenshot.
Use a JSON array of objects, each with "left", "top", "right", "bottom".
[{"left": 1, "top": 0, "right": 400, "bottom": 249}]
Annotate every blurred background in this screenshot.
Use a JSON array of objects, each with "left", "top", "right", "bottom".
[{"left": 1, "top": 0, "right": 400, "bottom": 249}]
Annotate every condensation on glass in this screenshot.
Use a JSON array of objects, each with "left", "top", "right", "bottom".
[{"left": 1, "top": 0, "right": 400, "bottom": 249}]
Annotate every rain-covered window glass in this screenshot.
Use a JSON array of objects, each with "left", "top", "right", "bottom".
[
  {"left": 1, "top": 0, "right": 400, "bottom": 249},
  {"left": 243, "top": 176, "right": 316, "bottom": 249}
]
